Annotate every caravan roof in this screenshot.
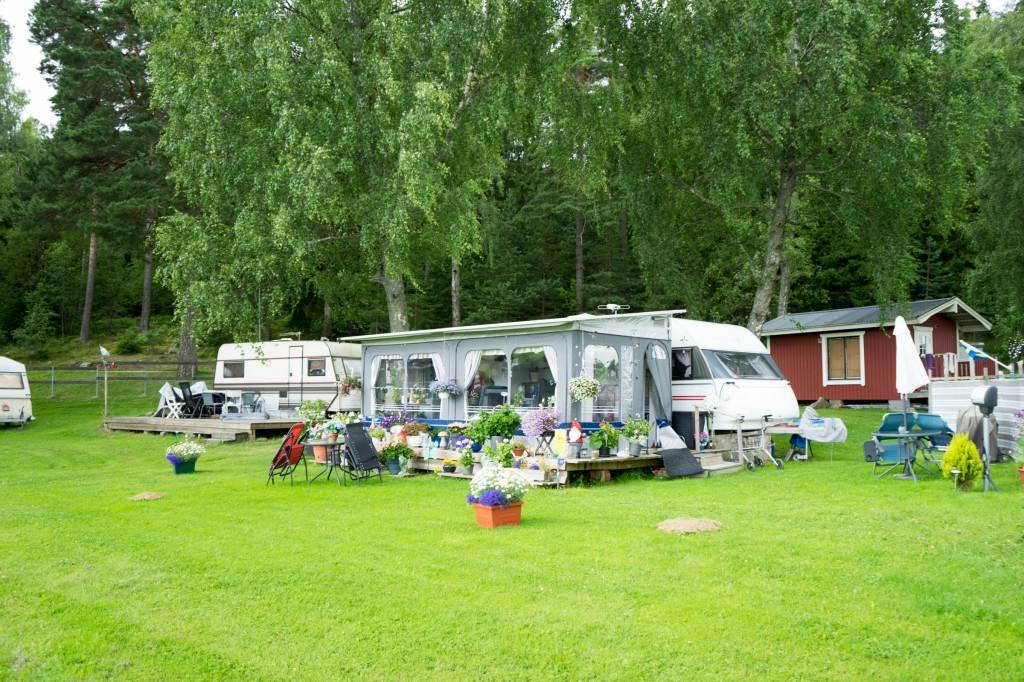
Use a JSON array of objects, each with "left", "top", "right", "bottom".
[
  {"left": 670, "top": 319, "right": 769, "bottom": 354},
  {"left": 0, "top": 356, "right": 27, "bottom": 374}
]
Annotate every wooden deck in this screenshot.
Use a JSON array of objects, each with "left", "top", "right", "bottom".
[
  {"left": 103, "top": 416, "right": 295, "bottom": 442},
  {"left": 408, "top": 451, "right": 666, "bottom": 485}
]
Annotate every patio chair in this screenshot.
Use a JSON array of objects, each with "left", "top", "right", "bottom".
[
  {"left": 914, "top": 412, "right": 954, "bottom": 472},
  {"left": 875, "top": 411, "right": 918, "bottom": 440},
  {"left": 342, "top": 422, "right": 384, "bottom": 487},
  {"left": 267, "top": 422, "right": 308, "bottom": 485},
  {"left": 178, "top": 382, "right": 204, "bottom": 418},
  {"left": 200, "top": 391, "right": 225, "bottom": 417},
  {"left": 240, "top": 391, "right": 265, "bottom": 414},
  {"left": 863, "top": 438, "right": 905, "bottom": 477}
]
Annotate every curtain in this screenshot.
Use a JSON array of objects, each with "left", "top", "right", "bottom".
[
  {"left": 430, "top": 353, "right": 444, "bottom": 382},
  {"left": 645, "top": 343, "right": 671, "bottom": 421},
  {"left": 542, "top": 345, "right": 558, "bottom": 389},
  {"left": 463, "top": 350, "right": 482, "bottom": 391}
]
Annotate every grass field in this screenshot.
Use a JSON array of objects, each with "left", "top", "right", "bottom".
[{"left": 2, "top": 390, "right": 1023, "bottom": 680}]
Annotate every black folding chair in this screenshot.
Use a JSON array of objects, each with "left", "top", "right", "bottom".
[
  {"left": 342, "top": 422, "right": 384, "bottom": 487},
  {"left": 178, "top": 382, "right": 204, "bottom": 418}
]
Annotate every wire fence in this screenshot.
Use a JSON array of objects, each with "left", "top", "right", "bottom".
[{"left": 25, "top": 361, "right": 216, "bottom": 399}]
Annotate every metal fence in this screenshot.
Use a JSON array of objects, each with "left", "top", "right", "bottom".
[{"left": 26, "top": 361, "right": 216, "bottom": 398}]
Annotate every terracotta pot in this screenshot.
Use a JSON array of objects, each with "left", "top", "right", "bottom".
[
  {"left": 312, "top": 445, "right": 328, "bottom": 463},
  {"left": 1018, "top": 467, "right": 1024, "bottom": 485},
  {"left": 472, "top": 502, "right": 523, "bottom": 529},
  {"left": 512, "top": 448, "right": 525, "bottom": 457},
  {"left": 327, "top": 432, "right": 338, "bottom": 443}
]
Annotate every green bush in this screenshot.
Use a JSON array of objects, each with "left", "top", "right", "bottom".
[
  {"left": 941, "top": 432, "right": 983, "bottom": 488},
  {"left": 115, "top": 333, "right": 142, "bottom": 355},
  {"left": 471, "top": 404, "right": 522, "bottom": 440}
]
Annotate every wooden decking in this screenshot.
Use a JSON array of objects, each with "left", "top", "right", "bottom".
[{"left": 103, "top": 416, "right": 295, "bottom": 442}]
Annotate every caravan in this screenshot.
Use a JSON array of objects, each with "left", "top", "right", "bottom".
[
  {"left": 670, "top": 319, "right": 799, "bottom": 436},
  {"left": 213, "top": 340, "right": 362, "bottom": 414},
  {"left": 0, "top": 357, "right": 33, "bottom": 427}
]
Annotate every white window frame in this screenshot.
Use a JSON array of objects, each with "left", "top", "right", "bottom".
[
  {"left": 820, "top": 331, "right": 866, "bottom": 386},
  {"left": 913, "top": 326, "right": 933, "bottom": 356}
]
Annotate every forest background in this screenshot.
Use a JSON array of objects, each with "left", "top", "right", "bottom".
[{"left": 1, "top": 0, "right": 1023, "bottom": 366}]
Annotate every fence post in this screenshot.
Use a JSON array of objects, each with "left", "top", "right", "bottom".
[
  {"left": 143, "top": 364, "right": 148, "bottom": 397},
  {"left": 95, "top": 365, "right": 100, "bottom": 398},
  {"left": 50, "top": 366, "right": 55, "bottom": 398}
]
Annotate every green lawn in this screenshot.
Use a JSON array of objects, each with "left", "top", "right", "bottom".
[{"left": 2, "top": 392, "right": 1023, "bottom": 680}]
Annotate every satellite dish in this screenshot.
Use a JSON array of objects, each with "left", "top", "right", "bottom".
[{"left": 597, "top": 303, "right": 630, "bottom": 315}]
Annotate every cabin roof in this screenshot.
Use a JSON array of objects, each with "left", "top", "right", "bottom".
[{"left": 761, "top": 297, "right": 991, "bottom": 336}]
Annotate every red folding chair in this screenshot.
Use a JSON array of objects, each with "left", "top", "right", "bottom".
[{"left": 267, "top": 423, "right": 308, "bottom": 485}]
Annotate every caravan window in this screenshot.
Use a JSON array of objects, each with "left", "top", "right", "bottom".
[
  {"left": 511, "top": 346, "right": 556, "bottom": 410},
  {"left": 704, "top": 351, "right": 784, "bottom": 380},
  {"left": 333, "top": 358, "right": 362, "bottom": 381},
  {"left": 223, "top": 362, "right": 244, "bottom": 379},
  {"left": 307, "top": 359, "right": 326, "bottom": 376},
  {"left": 584, "top": 345, "right": 619, "bottom": 422},
  {"left": 466, "top": 350, "right": 508, "bottom": 413},
  {"left": 0, "top": 373, "right": 24, "bottom": 389},
  {"left": 671, "top": 349, "right": 710, "bottom": 381},
  {"left": 407, "top": 354, "right": 441, "bottom": 415},
  {"left": 371, "top": 356, "right": 406, "bottom": 410}
]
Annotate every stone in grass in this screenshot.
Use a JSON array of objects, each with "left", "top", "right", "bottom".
[
  {"left": 129, "top": 492, "right": 166, "bottom": 501},
  {"left": 657, "top": 517, "right": 722, "bottom": 535}
]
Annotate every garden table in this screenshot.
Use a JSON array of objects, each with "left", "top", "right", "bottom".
[
  {"left": 306, "top": 440, "right": 346, "bottom": 486},
  {"left": 872, "top": 429, "right": 942, "bottom": 481}
]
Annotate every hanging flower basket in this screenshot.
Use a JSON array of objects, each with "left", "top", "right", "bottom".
[{"left": 569, "top": 376, "right": 600, "bottom": 402}]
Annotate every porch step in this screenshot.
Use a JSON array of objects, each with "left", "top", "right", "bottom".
[
  {"left": 206, "top": 431, "right": 240, "bottom": 443},
  {"left": 689, "top": 450, "right": 743, "bottom": 477}
]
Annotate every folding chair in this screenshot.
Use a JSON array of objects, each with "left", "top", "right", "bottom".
[
  {"left": 241, "top": 391, "right": 265, "bottom": 414},
  {"left": 178, "top": 382, "right": 204, "bottom": 418},
  {"left": 267, "top": 422, "right": 308, "bottom": 485},
  {"left": 914, "top": 413, "right": 954, "bottom": 473},
  {"left": 200, "top": 391, "right": 225, "bottom": 417},
  {"left": 342, "top": 422, "right": 384, "bottom": 487},
  {"left": 863, "top": 438, "right": 905, "bottom": 477}
]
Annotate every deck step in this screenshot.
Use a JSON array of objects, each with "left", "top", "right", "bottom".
[{"left": 687, "top": 460, "right": 744, "bottom": 477}]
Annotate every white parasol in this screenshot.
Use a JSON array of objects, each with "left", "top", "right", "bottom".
[{"left": 894, "top": 316, "right": 930, "bottom": 427}]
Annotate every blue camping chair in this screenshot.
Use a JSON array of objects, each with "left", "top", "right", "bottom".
[
  {"left": 914, "top": 413, "right": 955, "bottom": 472},
  {"left": 863, "top": 438, "right": 907, "bottom": 477},
  {"left": 876, "top": 411, "right": 918, "bottom": 440}
]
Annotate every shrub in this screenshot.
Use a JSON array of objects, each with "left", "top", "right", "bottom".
[
  {"left": 941, "top": 433, "right": 983, "bottom": 488},
  {"left": 379, "top": 442, "right": 414, "bottom": 461},
  {"left": 115, "top": 333, "right": 142, "bottom": 355},
  {"left": 471, "top": 404, "right": 521, "bottom": 440}
]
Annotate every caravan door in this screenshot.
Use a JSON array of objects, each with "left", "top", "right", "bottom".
[{"left": 288, "top": 345, "right": 304, "bottom": 407}]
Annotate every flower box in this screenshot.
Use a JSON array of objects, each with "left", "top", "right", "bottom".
[{"left": 471, "top": 502, "right": 523, "bottom": 528}]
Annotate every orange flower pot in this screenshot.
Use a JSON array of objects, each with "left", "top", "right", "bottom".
[
  {"left": 1018, "top": 467, "right": 1024, "bottom": 486},
  {"left": 312, "top": 445, "right": 328, "bottom": 463},
  {"left": 472, "top": 502, "right": 523, "bottom": 529}
]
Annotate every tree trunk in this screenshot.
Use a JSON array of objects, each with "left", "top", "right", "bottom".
[
  {"left": 177, "top": 305, "right": 197, "bottom": 379},
  {"left": 372, "top": 265, "right": 409, "bottom": 332},
  {"left": 776, "top": 249, "right": 791, "bottom": 317},
  {"left": 747, "top": 156, "right": 798, "bottom": 335},
  {"left": 451, "top": 259, "right": 461, "bottom": 327},
  {"left": 575, "top": 190, "right": 585, "bottom": 313},
  {"left": 139, "top": 218, "right": 154, "bottom": 332},
  {"left": 79, "top": 231, "right": 98, "bottom": 343},
  {"left": 619, "top": 210, "right": 629, "bottom": 258},
  {"left": 323, "top": 301, "right": 333, "bottom": 339}
]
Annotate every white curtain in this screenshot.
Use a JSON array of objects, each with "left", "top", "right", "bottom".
[
  {"left": 463, "top": 350, "right": 482, "bottom": 391},
  {"left": 542, "top": 345, "right": 558, "bottom": 388},
  {"left": 430, "top": 353, "right": 444, "bottom": 381}
]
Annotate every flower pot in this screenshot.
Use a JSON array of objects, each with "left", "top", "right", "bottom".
[
  {"left": 385, "top": 458, "right": 402, "bottom": 475},
  {"left": 512, "top": 448, "right": 526, "bottom": 458},
  {"left": 171, "top": 460, "right": 195, "bottom": 475},
  {"left": 372, "top": 437, "right": 383, "bottom": 451},
  {"left": 442, "top": 464, "right": 457, "bottom": 473},
  {"left": 629, "top": 442, "right": 643, "bottom": 457},
  {"left": 327, "top": 432, "right": 338, "bottom": 443},
  {"left": 1018, "top": 467, "right": 1024, "bottom": 485},
  {"left": 598, "top": 446, "right": 613, "bottom": 458},
  {"left": 462, "top": 465, "right": 474, "bottom": 476},
  {"left": 566, "top": 442, "right": 581, "bottom": 458},
  {"left": 312, "top": 445, "right": 328, "bottom": 463},
  {"left": 406, "top": 435, "right": 423, "bottom": 447},
  {"left": 472, "top": 443, "right": 482, "bottom": 452},
  {"left": 472, "top": 502, "right": 523, "bottom": 529}
]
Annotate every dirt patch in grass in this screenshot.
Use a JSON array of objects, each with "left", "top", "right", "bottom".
[
  {"left": 657, "top": 517, "right": 722, "bottom": 534},
  {"left": 129, "top": 492, "right": 166, "bottom": 501}
]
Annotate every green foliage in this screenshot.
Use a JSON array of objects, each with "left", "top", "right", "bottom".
[
  {"left": 587, "top": 422, "right": 620, "bottom": 450},
  {"left": 941, "top": 433, "right": 984, "bottom": 488},
  {"left": 379, "top": 441, "right": 414, "bottom": 462},
  {"left": 482, "top": 440, "right": 515, "bottom": 468},
  {"left": 471, "top": 404, "right": 522, "bottom": 441}
]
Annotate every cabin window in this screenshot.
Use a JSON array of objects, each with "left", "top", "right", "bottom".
[
  {"left": 307, "top": 359, "right": 326, "bottom": 377},
  {"left": 465, "top": 350, "right": 508, "bottom": 414},
  {"left": 672, "top": 348, "right": 711, "bottom": 381},
  {"left": 222, "top": 362, "right": 244, "bottom": 379},
  {"left": 511, "top": 346, "right": 557, "bottom": 410},
  {"left": 584, "top": 345, "right": 620, "bottom": 422},
  {"left": 0, "top": 373, "right": 24, "bottom": 389},
  {"left": 821, "top": 332, "right": 865, "bottom": 386},
  {"left": 333, "top": 358, "right": 362, "bottom": 381}
]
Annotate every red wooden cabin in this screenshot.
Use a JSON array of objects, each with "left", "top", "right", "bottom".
[{"left": 761, "top": 297, "right": 993, "bottom": 403}]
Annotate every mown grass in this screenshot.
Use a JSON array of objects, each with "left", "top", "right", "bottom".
[{"left": 2, "top": 390, "right": 1023, "bottom": 680}]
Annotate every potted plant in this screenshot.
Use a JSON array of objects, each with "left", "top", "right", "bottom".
[
  {"left": 522, "top": 405, "right": 563, "bottom": 441},
  {"left": 510, "top": 440, "right": 527, "bottom": 457},
  {"left": 472, "top": 404, "right": 522, "bottom": 446},
  {"left": 622, "top": 416, "right": 651, "bottom": 457},
  {"left": 466, "top": 467, "right": 531, "bottom": 528},
  {"left": 402, "top": 421, "right": 431, "bottom": 447},
  {"left": 458, "top": 448, "right": 475, "bottom": 475},
  {"left": 568, "top": 375, "right": 600, "bottom": 402},
  {"left": 941, "top": 433, "right": 983, "bottom": 490},
  {"left": 296, "top": 399, "right": 327, "bottom": 424},
  {"left": 166, "top": 437, "right": 205, "bottom": 474},
  {"left": 483, "top": 439, "right": 515, "bottom": 468},
  {"left": 429, "top": 378, "right": 463, "bottom": 397},
  {"left": 1014, "top": 409, "right": 1024, "bottom": 485},
  {"left": 338, "top": 375, "right": 361, "bottom": 396},
  {"left": 379, "top": 441, "right": 413, "bottom": 476},
  {"left": 323, "top": 418, "right": 346, "bottom": 443},
  {"left": 368, "top": 425, "right": 386, "bottom": 450},
  {"left": 441, "top": 458, "right": 458, "bottom": 473},
  {"left": 588, "top": 422, "right": 620, "bottom": 458},
  {"left": 375, "top": 412, "right": 407, "bottom": 442}
]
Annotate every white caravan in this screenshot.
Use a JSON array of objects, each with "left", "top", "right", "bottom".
[
  {"left": 0, "top": 356, "right": 33, "bottom": 426},
  {"left": 213, "top": 340, "right": 362, "bottom": 414},
  {"left": 670, "top": 319, "right": 799, "bottom": 432}
]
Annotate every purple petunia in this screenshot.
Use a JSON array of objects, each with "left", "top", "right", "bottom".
[
  {"left": 453, "top": 435, "right": 474, "bottom": 450},
  {"left": 477, "top": 489, "right": 508, "bottom": 507}
]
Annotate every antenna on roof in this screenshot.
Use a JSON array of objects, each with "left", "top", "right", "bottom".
[{"left": 597, "top": 303, "right": 630, "bottom": 316}]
